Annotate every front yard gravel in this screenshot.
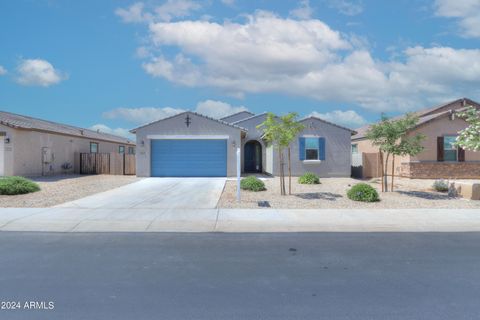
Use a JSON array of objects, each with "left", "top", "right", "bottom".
[
  {"left": 219, "top": 177, "right": 480, "bottom": 209},
  {"left": 0, "top": 175, "right": 141, "bottom": 208}
]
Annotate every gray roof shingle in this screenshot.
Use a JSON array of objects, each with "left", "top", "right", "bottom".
[{"left": 0, "top": 110, "right": 135, "bottom": 145}]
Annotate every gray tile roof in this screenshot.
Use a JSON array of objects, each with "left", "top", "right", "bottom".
[
  {"left": 130, "top": 111, "right": 248, "bottom": 133},
  {"left": 352, "top": 97, "right": 480, "bottom": 141},
  {"left": 300, "top": 116, "right": 357, "bottom": 135},
  {"left": 0, "top": 110, "right": 135, "bottom": 145},
  {"left": 220, "top": 110, "right": 255, "bottom": 122}
]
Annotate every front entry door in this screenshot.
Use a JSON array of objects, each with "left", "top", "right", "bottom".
[{"left": 244, "top": 141, "right": 262, "bottom": 173}]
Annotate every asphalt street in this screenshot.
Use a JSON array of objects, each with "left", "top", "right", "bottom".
[{"left": 1, "top": 232, "right": 480, "bottom": 320}]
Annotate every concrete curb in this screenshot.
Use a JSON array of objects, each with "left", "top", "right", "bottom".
[{"left": 0, "top": 208, "right": 479, "bottom": 233}]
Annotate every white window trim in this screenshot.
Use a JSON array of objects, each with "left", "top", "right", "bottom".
[
  {"left": 302, "top": 160, "right": 322, "bottom": 164},
  {"left": 147, "top": 135, "right": 229, "bottom": 140}
]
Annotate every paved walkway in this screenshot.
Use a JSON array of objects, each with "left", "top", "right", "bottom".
[
  {"left": 57, "top": 178, "right": 226, "bottom": 209},
  {"left": 0, "top": 208, "right": 479, "bottom": 232}
]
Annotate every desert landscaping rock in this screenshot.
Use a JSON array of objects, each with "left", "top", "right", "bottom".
[
  {"left": 0, "top": 175, "right": 140, "bottom": 208},
  {"left": 219, "top": 177, "right": 480, "bottom": 209}
]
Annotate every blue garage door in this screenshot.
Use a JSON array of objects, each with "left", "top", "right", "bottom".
[{"left": 151, "top": 139, "right": 227, "bottom": 177}]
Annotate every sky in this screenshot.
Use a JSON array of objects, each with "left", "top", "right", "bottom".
[{"left": 0, "top": 0, "right": 479, "bottom": 138}]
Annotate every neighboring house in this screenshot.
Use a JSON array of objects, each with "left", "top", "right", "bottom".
[
  {"left": 0, "top": 111, "right": 135, "bottom": 177},
  {"left": 131, "top": 111, "right": 355, "bottom": 177},
  {"left": 352, "top": 98, "right": 480, "bottom": 179}
]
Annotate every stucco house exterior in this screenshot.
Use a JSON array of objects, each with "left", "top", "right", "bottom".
[
  {"left": 351, "top": 98, "right": 480, "bottom": 179},
  {"left": 0, "top": 111, "right": 135, "bottom": 177},
  {"left": 131, "top": 111, "right": 355, "bottom": 177}
]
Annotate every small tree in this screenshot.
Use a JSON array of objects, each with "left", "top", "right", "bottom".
[
  {"left": 257, "top": 112, "right": 304, "bottom": 195},
  {"left": 366, "top": 113, "right": 425, "bottom": 192},
  {"left": 257, "top": 113, "right": 286, "bottom": 195},
  {"left": 455, "top": 106, "right": 480, "bottom": 151}
]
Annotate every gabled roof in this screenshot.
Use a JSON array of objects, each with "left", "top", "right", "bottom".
[
  {"left": 220, "top": 110, "right": 255, "bottom": 122},
  {"left": 130, "top": 111, "right": 248, "bottom": 133},
  {"left": 231, "top": 112, "right": 268, "bottom": 125},
  {"left": 0, "top": 110, "right": 134, "bottom": 145},
  {"left": 352, "top": 97, "right": 480, "bottom": 141},
  {"left": 300, "top": 116, "right": 357, "bottom": 135}
]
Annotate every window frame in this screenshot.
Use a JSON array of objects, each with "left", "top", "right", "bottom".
[
  {"left": 90, "top": 142, "right": 99, "bottom": 154},
  {"left": 119, "top": 145, "right": 125, "bottom": 154},
  {"left": 304, "top": 137, "right": 319, "bottom": 161},
  {"left": 351, "top": 144, "right": 358, "bottom": 154},
  {"left": 443, "top": 135, "right": 458, "bottom": 162},
  {"left": 128, "top": 146, "right": 135, "bottom": 155}
]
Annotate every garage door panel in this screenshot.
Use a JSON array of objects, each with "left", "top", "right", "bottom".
[{"left": 151, "top": 139, "right": 227, "bottom": 177}]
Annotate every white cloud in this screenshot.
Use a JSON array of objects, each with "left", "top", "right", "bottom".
[
  {"left": 90, "top": 124, "right": 135, "bottom": 139},
  {"left": 435, "top": 0, "right": 480, "bottom": 38},
  {"left": 309, "top": 110, "right": 366, "bottom": 128},
  {"left": 115, "top": 2, "right": 152, "bottom": 23},
  {"left": 327, "top": 0, "right": 363, "bottom": 16},
  {"left": 103, "top": 100, "right": 248, "bottom": 125},
  {"left": 16, "top": 59, "right": 66, "bottom": 87},
  {"left": 103, "top": 107, "right": 186, "bottom": 124},
  {"left": 115, "top": 0, "right": 202, "bottom": 23},
  {"left": 195, "top": 100, "right": 247, "bottom": 118},
  {"left": 128, "top": 9, "right": 480, "bottom": 112},
  {"left": 0, "top": 65, "right": 7, "bottom": 75},
  {"left": 289, "top": 0, "right": 313, "bottom": 20}
]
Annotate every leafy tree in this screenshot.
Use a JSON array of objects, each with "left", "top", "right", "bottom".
[
  {"left": 257, "top": 112, "right": 304, "bottom": 195},
  {"left": 455, "top": 106, "right": 480, "bottom": 151},
  {"left": 366, "top": 113, "right": 425, "bottom": 192}
]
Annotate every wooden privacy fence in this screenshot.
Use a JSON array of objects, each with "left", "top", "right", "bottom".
[{"left": 80, "top": 153, "right": 136, "bottom": 175}]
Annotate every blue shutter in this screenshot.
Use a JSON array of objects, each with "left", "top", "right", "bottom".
[
  {"left": 299, "top": 137, "right": 305, "bottom": 160},
  {"left": 318, "top": 137, "right": 325, "bottom": 160}
]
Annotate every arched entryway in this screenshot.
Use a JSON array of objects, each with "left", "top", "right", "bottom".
[{"left": 244, "top": 140, "right": 262, "bottom": 173}]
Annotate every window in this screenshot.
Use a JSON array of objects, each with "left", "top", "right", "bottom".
[
  {"left": 351, "top": 144, "right": 358, "bottom": 154},
  {"left": 305, "top": 138, "right": 319, "bottom": 160},
  {"left": 90, "top": 142, "right": 98, "bottom": 153},
  {"left": 443, "top": 136, "right": 457, "bottom": 161},
  {"left": 119, "top": 146, "right": 125, "bottom": 154},
  {"left": 128, "top": 147, "right": 135, "bottom": 155}
]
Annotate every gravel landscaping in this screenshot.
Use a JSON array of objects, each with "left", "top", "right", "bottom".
[
  {"left": 219, "top": 176, "right": 480, "bottom": 209},
  {"left": 0, "top": 175, "right": 141, "bottom": 208}
]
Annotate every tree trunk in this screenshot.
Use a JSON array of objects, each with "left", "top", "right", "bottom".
[
  {"left": 391, "top": 155, "right": 395, "bottom": 192},
  {"left": 384, "top": 153, "right": 390, "bottom": 193},
  {"left": 279, "top": 149, "right": 286, "bottom": 196},
  {"left": 278, "top": 149, "right": 283, "bottom": 195},
  {"left": 379, "top": 151, "right": 384, "bottom": 192},
  {"left": 288, "top": 147, "right": 292, "bottom": 195}
]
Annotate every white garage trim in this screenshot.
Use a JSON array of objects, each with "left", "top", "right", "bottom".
[{"left": 147, "top": 135, "right": 230, "bottom": 140}]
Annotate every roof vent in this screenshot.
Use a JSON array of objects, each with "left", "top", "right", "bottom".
[{"left": 80, "top": 130, "right": 84, "bottom": 135}]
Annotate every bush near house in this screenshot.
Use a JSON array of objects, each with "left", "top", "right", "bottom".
[
  {"left": 240, "top": 176, "right": 266, "bottom": 192},
  {"left": 432, "top": 180, "right": 449, "bottom": 192},
  {"left": 0, "top": 176, "right": 41, "bottom": 195},
  {"left": 347, "top": 183, "right": 380, "bottom": 202},
  {"left": 298, "top": 172, "right": 320, "bottom": 184}
]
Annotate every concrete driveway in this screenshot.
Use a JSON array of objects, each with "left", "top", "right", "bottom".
[{"left": 57, "top": 178, "right": 226, "bottom": 209}]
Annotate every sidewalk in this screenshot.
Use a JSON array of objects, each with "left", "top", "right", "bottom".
[{"left": 0, "top": 208, "right": 479, "bottom": 232}]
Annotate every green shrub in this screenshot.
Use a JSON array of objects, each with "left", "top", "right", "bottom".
[
  {"left": 240, "top": 176, "right": 266, "bottom": 192},
  {"left": 432, "top": 179, "right": 449, "bottom": 192},
  {"left": 347, "top": 183, "right": 379, "bottom": 202},
  {"left": 0, "top": 176, "right": 40, "bottom": 195},
  {"left": 298, "top": 172, "right": 320, "bottom": 184}
]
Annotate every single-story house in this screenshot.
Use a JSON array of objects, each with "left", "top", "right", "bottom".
[
  {"left": 0, "top": 111, "right": 135, "bottom": 176},
  {"left": 131, "top": 111, "right": 356, "bottom": 177},
  {"left": 351, "top": 97, "right": 480, "bottom": 179}
]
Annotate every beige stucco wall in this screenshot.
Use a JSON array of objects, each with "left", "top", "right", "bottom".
[
  {"left": 134, "top": 112, "right": 243, "bottom": 177},
  {"left": 409, "top": 116, "right": 480, "bottom": 162},
  {"left": 1, "top": 125, "right": 134, "bottom": 177}
]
